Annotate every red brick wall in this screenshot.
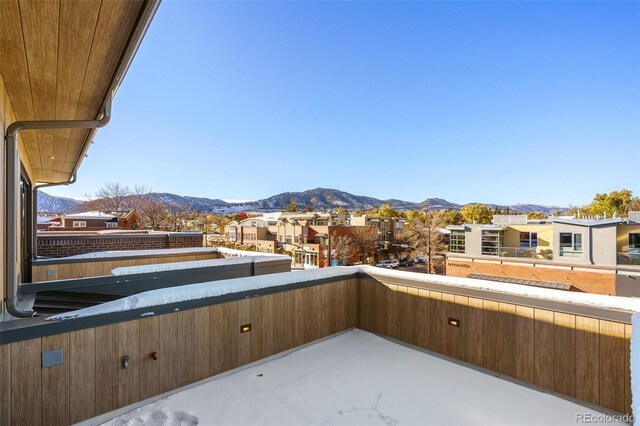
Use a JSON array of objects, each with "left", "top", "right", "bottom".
[
  {"left": 37, "top": 233, "right": 204, "bottom": 258},
  {"left": 446, "top": 258, "right": 617, "bottom": 295}
]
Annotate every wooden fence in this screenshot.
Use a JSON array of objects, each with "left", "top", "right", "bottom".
[
  {"left": 0, "top": 275, "right": 632, "bottom": 426},
  {"left": 358, "top": 277, "right": 632, "bottom": 415},
  {"left": 0, "top": 279, "right": 358, "bottom": 426},
  {"left": 31, "top": 252, "right": 221, "bottom": 282}
]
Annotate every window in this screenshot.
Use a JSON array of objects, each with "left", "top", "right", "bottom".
[
  {"left": 630, "top": 234, "right": 640, "bottom": 249},
  {"left": 20, "top": 174, "right": 32, "bottom": 283},
  {"left": 559, "top": 232, "right": 583, "bottom": 256},
  {"left": 481, "top": 230, "right": 503, "bottom": 256},
  {"left": 73, "top": 221, "right": 86, "bottom": 228},
  {"left": 304, "top": 251, "right": 319, "bottom": 268},
  {"left": 286, "top": 236, "right": 292, "bottom": 244},
  {"left": 519, "top": 232, "right": 538, "bottom": 248},
  {"left": 106, "top": 222, "right": 118, "bottom": 228},
  {"left": 450, "top": 230, "right": 466, "bottom": 253}
]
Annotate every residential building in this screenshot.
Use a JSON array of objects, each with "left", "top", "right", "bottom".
[
  {"left": 52, "top": 210, "right": 140, "bottom": 230},
  {"left": 224, "top": 221, "right": 269, "bottom": 247},
  {"left": 446, "top": 214, "right": 640, "bottom": 295},
  {"left": 349, "top": 214, "right": 404, "bottom": 243}
]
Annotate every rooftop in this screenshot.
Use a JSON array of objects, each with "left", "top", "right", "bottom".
[
  {"left": 63, "top": 211, "right": 116, "bottom": 220},
  {"left": 550, "top": 217, "right": 623, "bottom": 227},
  {"left": 96, "top": 329, "right": 624, "bottom": 426}
]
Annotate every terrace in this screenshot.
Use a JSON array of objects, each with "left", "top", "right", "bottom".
[
  {"left": 1, "top": 263, "right": 637, "bottom": 425},
  {"left": 1, "top": 1, "right": 638, "bottom": 425}
]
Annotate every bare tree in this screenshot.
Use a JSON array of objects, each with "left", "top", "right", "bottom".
[
  {"left": 161, "top": 202, "right": 198, "bottom": 232},
  {"left": 84, "top": 182, "right": 150, "bottom": 213},
  {"left": 139, "top": 197, "right": 168, "bottom": 230},
  {"left": 330, "top": 232, "right": 356, "bottom": 265},
  {"left": 404, "top": 208, "right": 446, "bottom": 273},
  {"left": 349, "top": 226, "right": 378, "bottom": 263}
]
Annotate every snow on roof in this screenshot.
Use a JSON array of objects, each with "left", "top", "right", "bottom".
[
  {"left": 47, "top": 265, "right": 640, "bottom": 321},
  {"left": 551, "top": 217, "right": 623, "bottom": 227},
  {"left": 37, "top": 215, "right": 53, "bottom": 223},
  {"left": 47, "top": 267, "right": 354, "bottom": 320},
  {"left": 261, "top": 212, "right": 282, "bottom": 221},
  {"left": 112, "top": 254, "right": 290, "bottom": 276},
  {"left": 56, "top": 247, "right": 218, "bottom": 260},
  {"left": 99, "top": 329, "right": 622, "bottom": 426},
  {"left": 63, "top": 211, "right": 116, "bottom": 220}
]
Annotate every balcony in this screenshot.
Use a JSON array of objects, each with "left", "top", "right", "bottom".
[
  {"left": 0, "top": 263, "right": 636, "bottom": 425},
  {"left": 496, "top": 246, "right": 554, "bottom": 260},
  {"left": 618, "top": 250, "right": 640, "bottom": 266}
]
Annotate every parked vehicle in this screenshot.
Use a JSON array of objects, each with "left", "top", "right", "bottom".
[
  {"left": 416, "top": 256, "right": 427, "bottom": 263},
  {"left": 388, "top": 259, "right": 399, "bottom": 269},
  {"left": 374, "top": 260, "right": 391, "bottom": 268},
  {"left": 399, "top": 257, "right": 414, "bottom": 267}
]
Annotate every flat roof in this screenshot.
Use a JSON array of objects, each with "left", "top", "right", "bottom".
[
  {"left": 551, "top": 217, "right": 623, "bottom": 227},
  {"left": 94, "top": 329, "right": 623, "bottom": 426},
  {"left": 467, "top": 273, "right": 573, "bottom": 291}
]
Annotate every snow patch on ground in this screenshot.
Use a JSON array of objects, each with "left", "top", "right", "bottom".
[
  {"left": 100, "top": 330, "right": 623, "bottom": 426},
  {"left": 106, "top": 408, "right": 199, "bottom": 426}
]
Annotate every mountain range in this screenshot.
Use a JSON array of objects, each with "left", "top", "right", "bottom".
[{"left": 37, "top": 187, "right": 566, "bottom": 215}]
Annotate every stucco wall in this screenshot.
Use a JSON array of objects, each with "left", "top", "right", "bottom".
[
  {"left": 591, "top": 225, "right": 618, "bottom": 267},
  {"left": 552, "top": 222, "right": 589, "bottom": 265},
  {"left": 503, "top": 224, "right": 553, "bottom": 248}
]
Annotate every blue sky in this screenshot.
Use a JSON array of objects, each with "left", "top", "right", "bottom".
[{"left": 49, "top": 1, "right": 640, "bottom": 206}]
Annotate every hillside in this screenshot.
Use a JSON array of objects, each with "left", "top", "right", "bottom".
[
  {"left": 37, "top": 192, "right": 82, "bottom": 213},
  {"left": 38, "top": 188, "right": 565, "bottom": 215}
]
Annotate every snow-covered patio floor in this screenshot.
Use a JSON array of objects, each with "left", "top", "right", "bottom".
[{"left": 95, "top": 329, "right": 624, "bottom": 426}]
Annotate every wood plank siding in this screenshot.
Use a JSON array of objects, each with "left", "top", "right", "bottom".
[
  {"left": 0, "top": 0, "right": 146, "bottom": 182},
  {"left": 31, "top": 252, "right": 220, "bottom": 282},
  {"left": 0, "top": 276, "right": 632, "bottom": 425},
  {"left": 2, "top": 279, "right": 359, "bottom": 424},
  {"left": 357, "top": 278, "right": 632, "bottom": 416}
]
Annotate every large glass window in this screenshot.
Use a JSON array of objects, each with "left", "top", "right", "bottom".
[
  {"left": 481, "top": 230, "right": 503, "bottom": 256},
  {"left": 559, "top": 232, "right": 583, "bottom": 256},
  {"left": 20, "top": 174, "right": 32, "bottom": 282},
  {"left": 519, "top": 232, "right": 538, "bottom": 248},
  {"left": 450, "top": 230, "right": 466, "bottom": 253},
  {"left": 630, "top": 234, "right": 640, "bottom": 249}
]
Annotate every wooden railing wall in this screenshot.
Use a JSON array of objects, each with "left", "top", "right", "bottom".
[
  {"left": 0, "top": 276, "right": 633, "bottom": 426},
  {"left": 358, "top": 278, "right": 632, "bottom": 415},
  {"left": 0, "top": 279, "right": 358, "bottom": 426},
  {"left": 31, "top": 252, "right": 222, "bottom": 282}
]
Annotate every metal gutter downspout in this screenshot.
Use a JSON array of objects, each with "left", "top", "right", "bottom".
[
  {"left": 4, "top": 96, "right": 111, "bottom": 318},
  {"left": 31, "top": 172, "right": 77, "bottom": 262}
]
